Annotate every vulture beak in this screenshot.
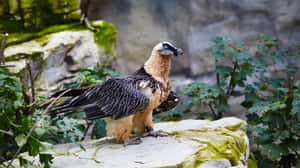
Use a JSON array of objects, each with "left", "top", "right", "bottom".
[
  {"left": 158, "top": 42, "right": 184, "bottom": 56},
  {"left": 174, "top": 48, "right": 183, "bottom": 56}
]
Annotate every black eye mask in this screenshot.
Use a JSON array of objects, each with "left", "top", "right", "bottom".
[{"left": 159, "top": 43, "right": 178, "bottom": 56}]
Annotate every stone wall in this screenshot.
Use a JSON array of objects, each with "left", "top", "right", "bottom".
[{"left": 86, "top": 0, "right": 300, "bottom": 76}]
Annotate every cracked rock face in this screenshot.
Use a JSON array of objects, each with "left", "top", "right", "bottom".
[
  {"left": 4, "top": 29, "right": 113, "bottom": 96},
  {"left": 13, "top": 117, "right": 249, "bottom": 168}
]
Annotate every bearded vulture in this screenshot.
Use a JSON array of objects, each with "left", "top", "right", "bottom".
[{"left": 50, "top": 41, "right": 182, "bottom": 145}]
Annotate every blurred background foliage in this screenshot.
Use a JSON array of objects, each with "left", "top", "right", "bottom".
[
  {"left": 181, "top": 34, "right": 300, "bottom": 167},
  {"left": 0, "top": 0, "right": 80, "bottom": 33}
]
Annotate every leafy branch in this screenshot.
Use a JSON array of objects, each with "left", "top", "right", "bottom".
[{"left": 6, "top": 89, "right": 71, "bottom": 168}]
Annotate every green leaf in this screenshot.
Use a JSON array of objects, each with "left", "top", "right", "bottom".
[
  {"left": 231, "top": 90, "right": 242, "bottom": 97},
  {"left": 248, "top": 158, "right": 258, "bottom": 168},
  {"left": 39, "top": 154, "right": 54, "bottom": 168},
  {"left": 248, "top": 104, "right": 262, "bottom": 113},
  {"left": 263, "top": 113, "right": 284, "bottom": 128},
  {"left": 212, "top": 51, "right": 226, "bottom": 60},
  {"left": 215, "top": 65, "right": 233, "bottom": 74},
  {"left": 18, "top": 156, "right": 31, "bottom": 168},
  {"left": 261, "top": 143, "right": 289, "bottom": 161},
  {"left": 15, "top": 134, "right": 26, "bottom": 147},
  {"left": 262, "top": 144, "right": 280, "bottom": 160},
  {"left": 39, "top": 141, "right": 54, "bottom": 154},
  {"left": 277, "top": 88, "right": 288, "bottom": 93},
  {"left": 215, "top": 104, "right": 230, "bottom": 113},
  {"left": 291, "top": 99, "right": 300, "bottom": 120},
  {"left": 292, "top": 124, "right": 300, "bottom": 136},
  {"left": 274, "top": 130, "right": 289, "bottom": 140},
  {"left": 49, "top": 126, "right": 58, "bottom": 133},
  {"left": 246, "top": 113, "right": 259, "bottom": 123},
  {"left": 94, "top": 119, "right": 107, "bottom": 138},
  {"left": 28, "top": 138, "right": 40, "bottom": 156},
  {"left": 34, "top": 127, "right": 46, "bottom": 136},
  {"left": 296, "top": 156, "right": 300, "bottom": 168},
  {"left": 259, "top": 158, "right": 274, "bottom": 168},
  {"left": 74, "top": 127, "right": 84, "bottom": 137}
]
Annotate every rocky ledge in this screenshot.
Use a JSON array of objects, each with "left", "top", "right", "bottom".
[
  {"left": 4, "top": 21, "right": 116, "bottom": 96},
  {"left": 14, "top": 117, "right": 249, "bottom": 168}
]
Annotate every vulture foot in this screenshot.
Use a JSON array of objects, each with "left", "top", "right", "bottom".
[
  {"left": 123, "top": 137, "right": 142, "bottom": 146},
  {"left": 142, "top": 129, "right": 168, "bottom": 137}
]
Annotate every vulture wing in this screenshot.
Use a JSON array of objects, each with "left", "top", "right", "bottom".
[{"left": 50, "top": 77, "right": 150, "bottom": 120}]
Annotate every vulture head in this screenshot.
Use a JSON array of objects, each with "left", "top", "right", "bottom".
[{"left": 153, "top": 41, "right": 183, "bottom": 57}]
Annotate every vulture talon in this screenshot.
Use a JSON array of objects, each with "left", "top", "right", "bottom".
[
  {"left": 142, "top": 130, "right": 168, "bottom": 137},
  {"left": 123, "top": 137, "right": 142, "bottom": 146}
]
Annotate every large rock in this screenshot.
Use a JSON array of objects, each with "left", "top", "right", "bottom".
[
  {"left": 4, "top": 21, "right": 116, "bottom": 96},
  {"left": 14, "top": 117, "right": 249, "bottom": 168},
  {"left": 86, "top": 0, "right": 300, "bottom": 76}
]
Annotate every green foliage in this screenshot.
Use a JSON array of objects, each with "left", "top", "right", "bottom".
[
  {"left": 69, "top": 66, "right": 120, "bottom": 89},
  {"left": 182, "top": 35, "right": 252, "bottom": 119},
  {"left": 0, "top": 69, "right": 55, "bottom": 167},
  {"left": 0, "top": 68, "right": 87, "bottom": 167},
  {"left": 154, "top": 111, "right": 183, "bottom": 122},
  {"left": 0, "top": 69, "right": 25, "bottom": 160},
  {"left": 182, "top": 33, "right": 300, "bottom": 167},
  {"left": 242, "top": 33, "right": 300, "bottom": 168}
]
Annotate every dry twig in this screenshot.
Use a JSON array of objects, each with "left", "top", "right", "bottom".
[
  {"left": 27, "top": 62, "right": 35, "bottom": 102},
  {"left": 0, "top": 33, "right": 8, "bottom": 65},
  {"left": 83, "top": 17, "right": 97, "bottom": 33},
  {"left": 80, "top": 0, "right": 97, "bottom": 33},
  {"left": 0, "top": 65, "right": 15, "bottom": 68},
  {"left": 0, "top": 129, "right": 13, "bottom": 136}
]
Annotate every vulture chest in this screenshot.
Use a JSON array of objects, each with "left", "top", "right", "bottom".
[
  {"left": 138, "top": 80, "right": 169, "bottom": 109},
  {"left": 132, "top": 80, "right": 169, "bottom": 134}
]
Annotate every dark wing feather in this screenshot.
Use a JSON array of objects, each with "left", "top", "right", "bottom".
[
  {"left": 50, "top": 77, "right": 150, "bottom": 120},
  {"left": 50, "top": 85, "right": 96, "bottom": 98}
]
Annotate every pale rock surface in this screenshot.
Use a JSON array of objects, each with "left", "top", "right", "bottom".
[
  {"left": 4, "top": 24, "right": 114, "bottom": 96},
  {"left": 14, "top": 117, "right": 249, "bottom": 168}
]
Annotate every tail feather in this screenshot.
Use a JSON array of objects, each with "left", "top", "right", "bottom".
[
  {"left": 84, "top": 104, "right": 110, "bottom": 120},
  {"left": 49, "top": 105, "right": 76, "bottom": 114},
  {"left": 50, "top": 85, "right": 96, "bottom": 98},
  {"left": 49, "top": 84, "right": 109, "bottom": 120}
]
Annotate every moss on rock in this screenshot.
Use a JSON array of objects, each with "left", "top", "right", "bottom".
[
  {"left": 91, "top": 21, "right": 117, "bottom": 57},
  {"left": 165, "top": 119, "right": 248, "bottom": 167}
]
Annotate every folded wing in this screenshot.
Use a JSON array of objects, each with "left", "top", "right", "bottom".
[{"left": 50, "top": 77, "right": 150, "bottom": 120}]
